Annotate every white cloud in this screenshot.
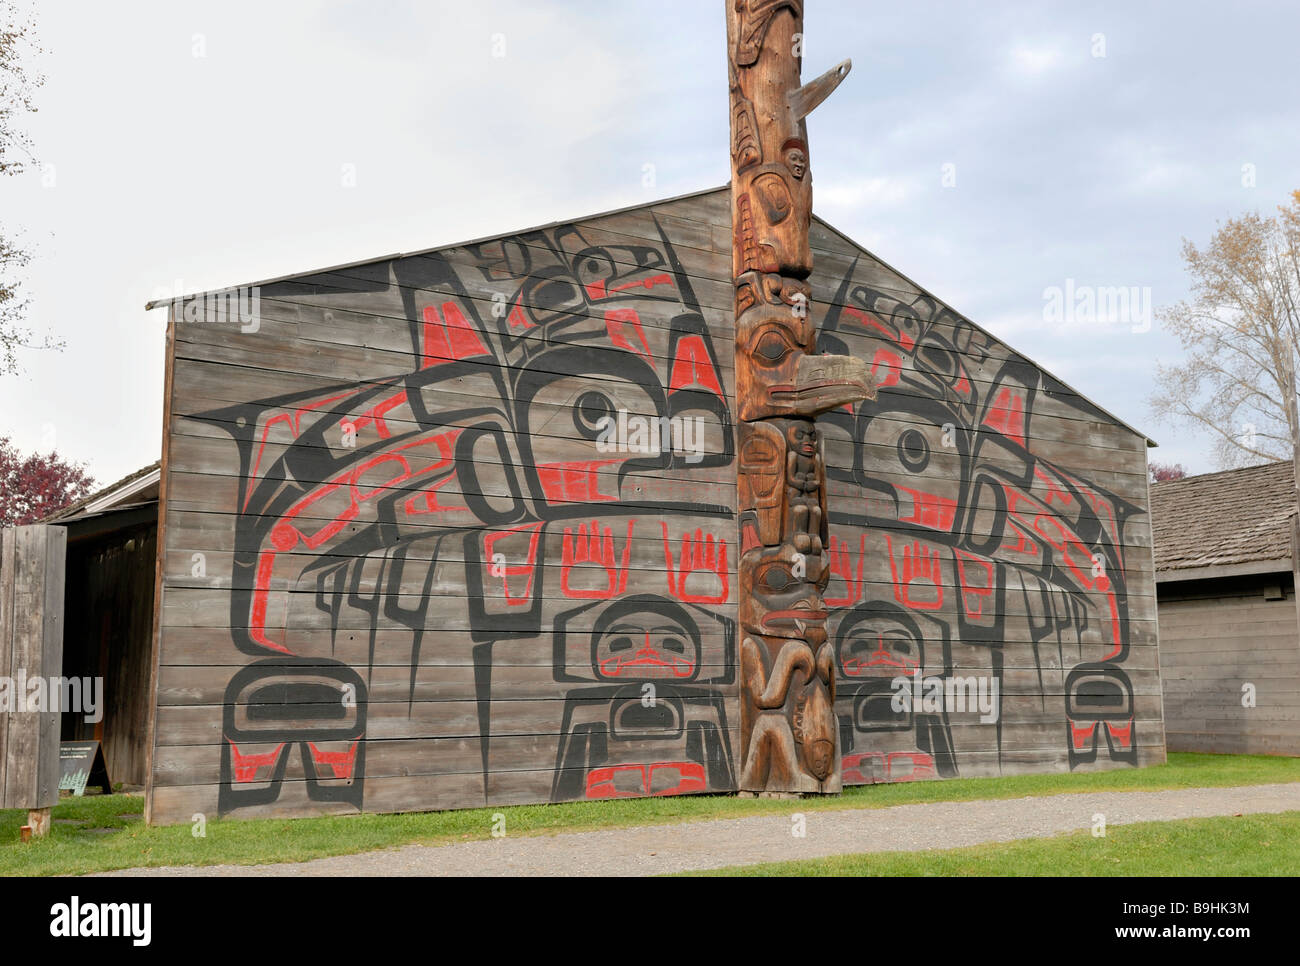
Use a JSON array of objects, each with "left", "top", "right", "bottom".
[
  {"left": 816, "top": 176, "right": 912, "bottom": 209},
  {"left": 1007, "top": 41, "right": 1065, "bottom": 76}
]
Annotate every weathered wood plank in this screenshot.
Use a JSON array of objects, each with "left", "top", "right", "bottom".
[{"left": 0, "top": 526, "right": 66, "bottom": 811}]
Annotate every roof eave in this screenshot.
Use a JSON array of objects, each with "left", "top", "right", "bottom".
[
  {"left": 1155, "top": 557, "right": 1294, "bottom": 584},
  {"left": 144, "top": 184, "right": 732, "bottom": 311}
]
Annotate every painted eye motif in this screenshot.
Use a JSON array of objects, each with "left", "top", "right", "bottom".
[
  {"left": 574, "top": 390, "right": 615, "bottom": 439},
  {"left": 754, "top": 331, "right": 793, "bottom": 363},
  {"left": 761, "top": 565, "right": 792, "bottom": 592},
  {"left": 575, "top": 249, "right": 615, "bottom": 288},
  {"left": 897, "top": 428, "right": 931, "bottom": 472}
]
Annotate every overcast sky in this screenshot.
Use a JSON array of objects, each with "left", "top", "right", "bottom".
[{"left": 3, "top": 0, "right": 1298, "bottom": 487}]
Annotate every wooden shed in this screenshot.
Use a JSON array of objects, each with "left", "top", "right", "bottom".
[
  {"left": 1152, "top": 461, "right": 1300, "bottom": 756},
  {"left": 44, "top": 462, "right": 161, "bottom": 789},
  {"left": 141, "top": 186, "right": 1162, "bottom": 823}
]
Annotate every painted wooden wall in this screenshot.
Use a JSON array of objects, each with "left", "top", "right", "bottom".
[
  {"left": 1159, "top": 574, "right": 1300, "bottom": 756},
  {"left": 148, "top": 187, "right": 1159, "bottom": 824},
  {"left": 806, "top": 220, "right": 1164, "bottom": 782},
  {"left": 149, "top": 190, "right": 738, "bottom": 823}
]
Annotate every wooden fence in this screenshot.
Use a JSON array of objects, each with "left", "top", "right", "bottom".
[{"left": 0, "top": 525, "right": 67, "bottom": 833}]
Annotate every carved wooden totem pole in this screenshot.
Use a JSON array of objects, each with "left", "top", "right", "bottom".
[{"left": 728, "top": 0, "right": 876, "bottom": 794}]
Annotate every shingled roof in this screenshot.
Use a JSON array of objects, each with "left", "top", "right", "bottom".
[
  {"left": 43, "top": 460, "right": 161, "bottom": 523},
  {"left": 1151, "top": 460, "right": 1295, "bottom": 578}
]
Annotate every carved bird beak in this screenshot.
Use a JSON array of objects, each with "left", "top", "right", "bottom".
[
  {"left": 770, "top": 353, "right": 877, "bottom": 417},
  {"left": 788, "top": 59, "right": 852, "bottom": 121}
]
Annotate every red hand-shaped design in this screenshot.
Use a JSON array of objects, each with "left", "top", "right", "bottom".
[
  {"left": 887, "top": 535, "right": 944, "bottom": 611},
  {"left": 661, "top": 524, "right": 729, "bottom": 604},
  {"left": 561, "top": 519, "right": 633, "bottom": 599},
  {"left": 823, "top": 532, "right": 867, "bottom": 607}
]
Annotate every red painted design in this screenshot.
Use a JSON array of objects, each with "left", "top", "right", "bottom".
[
  {"left": 308, "top": 741, "right": 360, "bottom": 780},
  {"left": 886, "top": 535, "right": 945, "bottom": 611},
  {"left": 668, "top": 334, "right": 725, "bottom": 398},
  {"left": 483, "top": 522, "right": 544, "bottom": 606},
  {"left": 842, "top": 305, "right": 915, "bottom": 350},
  {"left": 1070, "top": 720, "right": 1098, "bottom": 750},
  {"left": 247, "top": 429, "right": 463, "bottom": 653},
  {"left": 536, "top": 459, "right": 622, "bottom": 503},
  {"left": 561, "top": 520, "right": 634, "bottom": 599},
  {"left": 584, "top": 761, "right": 706, "bottom": 799},
  {"left": 421, "top": 301, "right": 489, "bottom": 367},
  {"left": 599, "top": 630, "right": 697, "bottom": 678},
  {"left": 584, "top": 273, "right": 673, "bottom": 301},
  {"left": 998, "top": 521, "right": 1039, "bottom": 557},
  {"left": 661, "top": 524, "right": 729, "bottom": 604},
  {"left": 886, "top": 752, "right": 937, "bottom": 781},
  {"left": 245, "top": 387, "right": 362, "bottom": 507},
  {"left": 953, "top": 548, "right": 994, "bottom": 620},
  {"left": 228, "top": 741, "right": 286, "bottom": 782},
  {"left": 842, "top": 751, "right": 936, "bottom": 784},
  {"left": 402, "top": 474, "right": 467, "bottom": 516},
  {"left": 1033, "top": 465, "right": 1074, "bottom": 507},
  {"left": 1106, "top": 720, "right": 1133, "bottom": 748},
  {"left": 840, "top": 636, "right": 920, "bottom": 677},
  {"left": 603, "top": 308, "right": 653, "bottom": 365},
  {"left": 1031, "top": 512, "right": 1122, "bottom": 656},
  {"left": 983, "top": 387, "right": 1026, "bottom": 445},
  {"left": 869, "top": 347, "right": 903, "bottom": 389},
  {"left": 896, "top": 485, "right": 957, "bottom": 531},
  {"left": 841, "top": 752, "right": 874, "bottom": 784},
  {"left": 506, "top": 302, "right": 535, "bottom": 329},
  {"left": 347, "top": 390, "right": 409, "bottom": 441},
  {"left": 824, "top": 533, "right": 867, "bottom": 607},
  {"left": 1059, "top": 468, "right": 1125, "bottom": 570}
]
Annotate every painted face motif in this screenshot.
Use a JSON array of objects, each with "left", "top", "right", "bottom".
[
  {"left": 837, "top": 614, "right": 924, "bottom": 679},
  {"left": 591, "top": 607, "right": 700, "bottom": 681},
  {"left": 1065, "top": 663, "right": 1136, "bottom": 766}
]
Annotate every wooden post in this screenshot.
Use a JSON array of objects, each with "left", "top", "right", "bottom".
[
  {"left": 728, "top": 0, "right": 874, "bottom": 794},
  {"left": 1282, "top": 348, "right": 1300, "bottom": 649},
  {"left": 0, "top": 525, "right": 68, "bottom": 836},
  {"left": 26, "top": 807, "right": 51, "bottom": 837}
]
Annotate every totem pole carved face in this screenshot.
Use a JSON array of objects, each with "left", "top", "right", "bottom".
[
  {"left": 729, "top": 0, "right": 871, "bottom": 795},
  {"left": 787, "top": 421, "right": 817, "bottom": 458},
  {"left": 736, "top": 308, "right": 874, "bottom": 421},
  {"left": 783, "top": 140, "right": 807, "bottom": 180},
  {"left": 738, "top": 541, "right": 828, "bottom": 643},
  {"left": 731, "top": 1, "right": 813, "bottom": 281}
]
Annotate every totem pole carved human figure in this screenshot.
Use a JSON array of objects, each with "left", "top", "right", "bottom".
[{"left": 728, "top": 0, "right": 876, "bottom": 794}]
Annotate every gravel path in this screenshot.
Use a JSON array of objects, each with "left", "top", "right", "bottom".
[{"left": 99, "top": 782, "right": 1300, "bottom": 877}]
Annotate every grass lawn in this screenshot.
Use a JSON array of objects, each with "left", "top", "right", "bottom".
[
  {"left": 1, "top": 752, "right": 1296, "bottom": 876},
  {"left": 686, "top": 811, "right": 1300, "bottom": 876}
]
